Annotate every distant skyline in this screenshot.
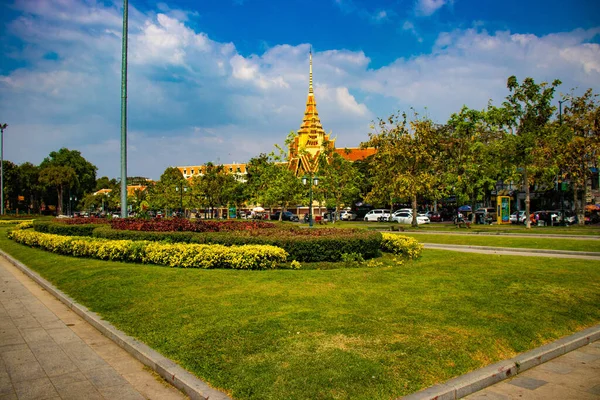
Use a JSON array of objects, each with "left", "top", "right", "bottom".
[{"left": 1, "top": 0, "right": 599, "bottom": 179}]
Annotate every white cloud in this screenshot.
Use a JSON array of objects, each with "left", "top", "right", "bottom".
[
  {"left": 415, "top": 0, "right": 448, "bottom": 16},
  {"left": 1, "top": 0, "right": 599, "bottom": 179}
]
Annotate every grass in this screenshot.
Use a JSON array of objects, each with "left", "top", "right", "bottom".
[
  {"left": 314, "top": 221, "right": 600, "bottom": 236},
  {"left": 1, "top": 226, "right": 600, "bottom": 399},
  {"left": 398, "top": 233, "right": 600, "bottom": 252}
]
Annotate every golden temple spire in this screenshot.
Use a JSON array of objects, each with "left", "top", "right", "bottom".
[{"left": 309, "top": 47, "right": 313, "bottom": 95}]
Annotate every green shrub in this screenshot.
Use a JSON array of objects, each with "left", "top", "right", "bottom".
[
  {"left": 34, "top": 220, "right": 98, "bottom": 237},
  {"left": 381, "top": 233, "right": 423, "bottom": 259},
  {"left": 9, "top": 229, "right": 289, "bottom": 270},
  {"left": 92, "top": 226, "right": 382, "bottom": 262}
]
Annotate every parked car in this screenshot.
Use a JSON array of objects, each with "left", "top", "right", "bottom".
[
  {"left": 530, "top": 210, "right": 561, "bottom": 226},
  {"left": 474, "top": 207, "right": 496, "bottom": 224},
  {"left": 391, "top": 212, "right": 430, "bottom": 225},
  {"left": 340, "top": 210, "right": 357, "bottom": 221},
  {"left": 509, "top": 210, "right": 527, "bottom": 224},
  {"left": 427, "top": 212, "right": 444, "bottom": 222},
  {"left": 270, "top": 211, "right": 299, "bottom": 222},
  {"left": 364, "top": 209, "right": 392, "bottom": 222}
]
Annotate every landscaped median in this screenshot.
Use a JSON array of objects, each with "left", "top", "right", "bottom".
[
  {"left": 17, "top": 220, "right": 426, "bottom": 267},
  {"left": 32, "top": 219, "right": 388, "bottom": 262},
  {"left": 1, "top": 223, "right": 599, "bottom": 399},
  {"left": 8, "top": 229, "right": 290, "bottom": 270}
]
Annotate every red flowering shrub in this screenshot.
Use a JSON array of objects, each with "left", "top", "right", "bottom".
[{"left": 109, "top": 218, "right": 275, "bottom": 232}]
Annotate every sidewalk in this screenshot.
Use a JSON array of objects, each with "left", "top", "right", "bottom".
[
  {"left": 0, "top": 256, "right": 187, "bottom": 400},
  {"left": 464, "top": 340, "right": 600, "bottom": 399},
  {"left": 422, "top": 243, "right": 600, "bottom": 260}
]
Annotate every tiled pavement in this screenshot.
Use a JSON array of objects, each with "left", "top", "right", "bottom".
[
  {"left": 464, "top": 340, "right": 600, "bottom": 399},
  {"left": 0, "top": 256, "right": 187, "bottom": 400}
]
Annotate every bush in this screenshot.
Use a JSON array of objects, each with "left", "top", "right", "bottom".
[
  {"left": 34, "top": 220, "right": 98, "bottom": 237},
  {"left": 59, "top": 217, "right": 109, "bottom": 225},
  {"left": 92, "top": 226, "right": 382, "bottom": 262},
  {"left": 380, "top": 233, "right": 423, "bottom": 259},
  {"left": 110, "top": 218, "right": 275, "bottom": 232},
  {"left": 0, "top": 219, "right": 34, "bottom": 225},
  {"left": 9, "top": 229, "right": 289, "bottom": 270}
]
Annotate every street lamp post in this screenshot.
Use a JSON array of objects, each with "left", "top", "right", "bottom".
[
  {"left": 175, "top": 184, "right": 186, "bottom": 216},
  {"left": 302, "top": 174, "right": 319, "bottom": 228},
  {"left": 120, "top": 0, "right": 129, "bottom": 219},
  {"left": 558, "top": 98, "right": 570, "bottom": 225},
  {"left": 0, "top": 123, "right": 7, "bottom": 216}
]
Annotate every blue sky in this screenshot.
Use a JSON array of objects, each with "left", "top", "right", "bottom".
[{"left": 1, "top": 0, "right": 599, "bottom": 179}]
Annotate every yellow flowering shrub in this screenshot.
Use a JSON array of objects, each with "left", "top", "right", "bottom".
[
  {"left": 380, "top": 233, "right": 423, "bottom": 259},
  {"left": 0, "top": 219, "right": 34, "bottom": 225},
  {"left": 8, "top": 229, "right": 288, "bottom": 270},
  {"left": 15, "top": 221, "right": 34, "bottom": 230}
]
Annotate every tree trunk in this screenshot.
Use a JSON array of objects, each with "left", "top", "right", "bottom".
[
  {"left": 411, "top": 195, "right": 418, "bottom": 227},
  {"left": 524, "top": 170, "right": 531, "bottom": 229},
  {"left": 57, "top": 186, "right": 63, "bottom": 216},
  {"left": 574, "top": 182, "right": 584, "bottom": 225}
]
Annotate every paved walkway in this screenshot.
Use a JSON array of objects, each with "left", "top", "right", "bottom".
[
  {"left": 0, "top": 256, "right": 187, "bottom": 400},
  {"left": 423, "top": 243, "right": 600, "bottom": 260},
  {"left": 464, "top": 340, "right": 600, "bottom": 399}
]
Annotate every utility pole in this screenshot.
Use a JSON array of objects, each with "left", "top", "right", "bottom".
[
  {"left": 120, "top": 0, "right": 129, "bottom": 218},
  {"left": 0, "top": 123, "right": 7, "bottom": 216}
]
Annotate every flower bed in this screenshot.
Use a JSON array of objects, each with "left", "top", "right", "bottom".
[
  {"left": 59, "top": 217, "right": 109, "bottom": 225},
  {"left": 9, "top": 229, "right": 290, "bottom": 270},
  {"left": 381, "top": 233, "right": 423, "bottom": 259},
  {"left": 34, "top": 220, "right": 98, "bottom": 237},
  {"left": 92, "top": 226, "right": 383, "bottom": 262},
  {"left": 110, "top": 218, "right": 275, "bottom": 232}
]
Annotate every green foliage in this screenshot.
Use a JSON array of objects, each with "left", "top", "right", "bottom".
[
  {"left": 92, "top": 225, "right": 382, "bottom": 262},
  {"left": 318, "top": 146, "right": 363, "bottom": 222},
  {"left": 365, "top": 112, "right": 444, "bottom": 225},
  {"left": 380, "top": 233, "right": 424, "bottom": 259},
  {"left": 39, "top": 165, "right": 77, "bottom": 216},
  {"left": 33, "top": 220, "right": 98, "bottom": 236},
  {"left": 9, "top": 229, "right": 289, "bottom": 270},
  {"left": 39, "top": 148, "right": 98, "bottom": 201}
]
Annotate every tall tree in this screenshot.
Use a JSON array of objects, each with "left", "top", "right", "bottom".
[
  {"left": 365, "top": 111, "right": 443, "bottom": 226},
  {"left": 501, "top": 76, "right": 561, "bottom": 228},
  {"left": 39, "top": 166, "right": 76, "bottom": 216},
  {"left": 444, "top": 106, "right": 507, "bottom": 217},
  {"left": 148, "top": 167, "right": 185, "bottom": 215},
  {"left": 17, "top": 162, "right": 41, "bottom": 214},
  {"left": 559, "top": 89, "right": 600, "bottom": 224},
  {"left": 40, "top": 148, "right": 98, "bottom": 198},
  {"left": 318, "top": 148, "right": 363, "bottom": 223}
]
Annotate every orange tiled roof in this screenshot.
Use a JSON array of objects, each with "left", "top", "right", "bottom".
[{"left": 335, "top": 147, "right": 376, "bottom": 162}]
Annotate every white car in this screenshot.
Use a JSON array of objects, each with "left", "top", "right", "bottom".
[
  {"left": 363, "top": 209, "right": 392, "bottom": 222},
  {"left": 391, "top": 212, "right": 430, "bottom": 224},
  {"left": 340, "top": 211, "right": 357, "bottom": 221},
  {"left": 509, "top": 210, "right": 526, "bottom": 224}
]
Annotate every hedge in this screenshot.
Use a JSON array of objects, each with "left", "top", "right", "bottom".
[
  {"left": 34, "top": 220, "right": 98, "bottom": 237},
  {"left": 0, "top": 219, "right": 34, "bottom": 225},
  {"left": 9, "top": 229, "right": 290, "bottom": 270},
  {"left": 380, "top": 233, "right": 423, "bottom": 259},
  {"left": 92, "top": 226, "right": 382, "bottom": 262}
]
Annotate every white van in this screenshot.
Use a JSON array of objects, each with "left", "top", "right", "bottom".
[{"left": 363, "top": 209, "right": 391, "bottom": 222}]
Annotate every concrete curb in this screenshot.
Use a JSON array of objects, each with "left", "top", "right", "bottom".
[
  {"left": 399, "top": 324, "right": 600, "bottom": 400},
  {"left": 423, "top": 243, "right": 600, "bottom": 257},
  {"left": 395, "top": 230, "right": 600, "bottom": 240},
  {"left": 0, "top": 249, "right": 231, "bottom": 400}
]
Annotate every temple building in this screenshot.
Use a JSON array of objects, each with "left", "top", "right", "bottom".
[
  {"left": 177, "top": 51, "right": 375, "bottom": 180},
  {"left": 288, "top": 51, "right": 375, "bottom": 176}
]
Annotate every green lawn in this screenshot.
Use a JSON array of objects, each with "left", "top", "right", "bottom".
[
  {"left": 1, "top": 227, "right": 600, "bottom": 399},
  {"left": 315, "top": 221, "right": 600, "bottom": 236},
  {"left": 399, "top": 233, "right": 600, "bottom": 252}
]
